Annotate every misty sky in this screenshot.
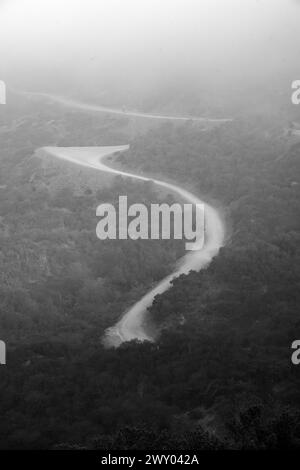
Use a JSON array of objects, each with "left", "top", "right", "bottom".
[{"left": 0, "top": 0, "right": 299, "bottom": 96}]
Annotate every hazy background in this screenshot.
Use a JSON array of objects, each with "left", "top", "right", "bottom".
[{"left": 0, "top": 0, "right": 299, "bottom": 110}]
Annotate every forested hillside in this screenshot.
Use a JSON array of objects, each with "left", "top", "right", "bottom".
[{"left": 0, "top": 96, "right": 300, "bottom": 449}]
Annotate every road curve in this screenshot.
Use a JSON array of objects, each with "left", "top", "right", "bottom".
[
  {"left": 43, "top": 145, "right": 226, "bottom": 347},
  {"left": 25, "top": 89, "right": 228, "bottom": 347},
  {"left": 18, "top": 90, "right": 233, "bottom": 123}
]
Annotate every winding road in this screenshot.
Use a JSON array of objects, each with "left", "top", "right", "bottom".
[
  {"left": 28, "top": 91, "right": 227, "bottom": 348},
  {"left": 22, "top": 90, "right": 233, "bottom": 123}
]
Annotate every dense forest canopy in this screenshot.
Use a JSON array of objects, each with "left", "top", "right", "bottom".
[{"left": 0, "top": 91, "right": 299, "bottom": 449}]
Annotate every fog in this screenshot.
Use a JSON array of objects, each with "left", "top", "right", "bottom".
[{"left": 0, "top": 0, "right": 299, "bottom": 106}]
